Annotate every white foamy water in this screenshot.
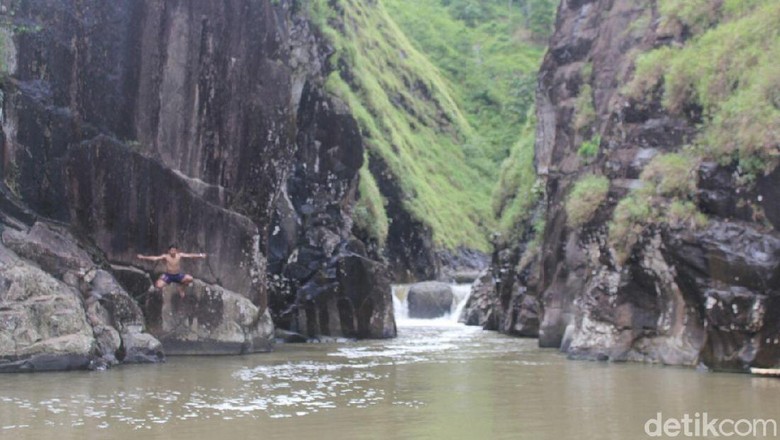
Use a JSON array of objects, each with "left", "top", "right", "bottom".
[{"left": 391, "top": 283, "right": 473, "bottom": 327}]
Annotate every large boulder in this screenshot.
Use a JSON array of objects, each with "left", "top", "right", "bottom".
[
  {"left": 85, "top": 269, "right": 164, "bottom": 365},
  {"left": 0, "top": 244, "right": 95, "bottom": 372},
  {"left": 0, "top": 222, "right": 165, "bottom": 371},
  {"left": 144, "top": 279, "right": 273, "bottom": 355},
  {"left": 407, "top": 282, "right": 454, "bottom": 319}
]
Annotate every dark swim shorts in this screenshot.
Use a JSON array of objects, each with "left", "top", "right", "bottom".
[{"left": 161, "top": 273, "right": 186, "bottom": 284}]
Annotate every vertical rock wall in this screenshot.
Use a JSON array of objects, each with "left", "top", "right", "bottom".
[
  {"left": 0, "top": 0, "right": 395, "bottom": 365},
  {"left": 467, "top": 0, "right": 780, "bottom": 372}
]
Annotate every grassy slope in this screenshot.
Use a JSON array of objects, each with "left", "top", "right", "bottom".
[
  {"left": 311, "top": 0, "right": 492, "bottom": 250},
  {"left": 382, "top": 0, "right": 553, "bottom": 238},
  {"left": 308, "top": 0, "right": 553, "bottom": 250},
  {"left": 382, "top": 0, "right": 547, "bottom": 164}
]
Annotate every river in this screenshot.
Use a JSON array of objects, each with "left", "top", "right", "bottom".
[{"left": 2, "top": 285, "right": 779, "bottom": 439}]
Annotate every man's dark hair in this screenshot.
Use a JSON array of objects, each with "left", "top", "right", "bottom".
[{"left": 168, "top": 244, "right": 177, "bottom": 250}]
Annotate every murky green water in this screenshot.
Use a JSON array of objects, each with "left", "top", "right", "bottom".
[{"left": 2, "top": 322, "right": 779, "bottom": 439}]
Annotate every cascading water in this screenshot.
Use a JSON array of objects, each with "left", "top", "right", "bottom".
[{"left": 392, "top": 283, "right": 473, "bottom": 326}]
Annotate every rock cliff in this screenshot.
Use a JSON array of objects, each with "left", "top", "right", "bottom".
[
  {"left": 465, "top": 0, "right": 780, "bottom": 372},
  {"left": 0, "top": 0, "right": 395, "bottom": 369}
]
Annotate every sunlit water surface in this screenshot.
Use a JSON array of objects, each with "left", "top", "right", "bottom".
[{"left": 2, "top": 321, "right": 779, "bottom": 439}]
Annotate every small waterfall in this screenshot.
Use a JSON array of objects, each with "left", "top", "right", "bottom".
[
  {"left": 392, "top": 283, "right": 472, "bottom": 326},
  {"left": 450, "top": 284, "right": 472, "bottom": 321},
  {"left": 391, "top": 284, "right": 411, "bottom": 321}
]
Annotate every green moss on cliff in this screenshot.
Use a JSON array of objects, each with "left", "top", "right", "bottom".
[
  {"left": 608, "top": 152, "right": 707, "bottom": 264},
  {"left": 565, "top": 174, "right": 609, "bottom": 228},
  {"left": 640, "top": 152, "right": 698, "bottom": 198},
  {"left": 626, "top": 0, "right": 780, "bottom": 177},
  {"left": 574, "top": 83, "right": 596, "bottom": 132},
  {"left": 610, "top": 0, "right": 777, "bottom": 262},
  {"left": 353, "top": 165, "right": 389, "bottom": 245},
  {"left": 378, "top": 0, "right": 552, "bottom": 240},
  {"left": 492, "top": 112, "right": 540, "bottom": 234}
]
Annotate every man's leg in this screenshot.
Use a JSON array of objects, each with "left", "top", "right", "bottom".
[
  {"left": 176, "top": 275, "right": 192, "bottom": 298},
  {"left": 155, "top": 277, "right": 169, "bottom": 292},
  {"left": 178, "top": 274, "right": 194, "bottom": 298}
]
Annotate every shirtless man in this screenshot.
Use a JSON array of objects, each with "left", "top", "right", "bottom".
[{"left": 137, "top": 245, "right": 207, "bottom": 298}]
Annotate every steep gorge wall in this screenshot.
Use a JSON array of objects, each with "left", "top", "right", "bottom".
[
  {"left": 466, "top": 0, "right": 780, "bottom": 372},
  {"left": 0, "top": 0, "right": 394, "bottom": 369}
]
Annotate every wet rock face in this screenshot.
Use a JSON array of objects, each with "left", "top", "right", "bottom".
[
  {"left": 265, "top": 82, "right": 396, "bottom": 340},
  {"left": 665, "top": 222, "right": 780, "bottom": 369},
  {"left": 0, "top": 0, "right": 395, "bottom": 358},
  {"left": 2, "top": 0, "right": 293, "bottom": 301},
  {"left": 0, "top": 244, "right": 95, "bottom": 372},
  {"left": 368, "top": 155, "right": 440, "bottom": 283},
  {"left": 145, "top": 280, "right": 273, "bottom": 355},
  {"left": 475, "top": 0, "right": 780, "bottom": 371},
  {"left": 407, "top": 282, "right": 453, "bottom": 319},
  {"left": 0, "top": 219, "right": 163, "bottom": 372},
  {"left": 460, "top": 241, "right": 541, "bottom": 337}
]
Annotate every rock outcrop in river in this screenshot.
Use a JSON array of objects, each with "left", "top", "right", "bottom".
[
  {"left": 0, "top": 0, "right": 395, "bottom": 370},
  {"left": 407, "top": 282, "right": 454, "bottom": 319},
  {"left": 464, "top": 0, "right": 780, "bottom": 372}
]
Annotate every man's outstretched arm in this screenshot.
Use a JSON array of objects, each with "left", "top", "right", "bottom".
[
  {"left": 137, "top": 254, "right": 165, "bottom": 261},
  {"left": 180, "top": 252, "right": 207, "bottom": 259}
]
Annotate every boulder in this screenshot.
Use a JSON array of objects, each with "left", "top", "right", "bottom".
[
  {"left": 452, "top": 270, "right": 482, "bottom": 284},
  {"left": 0, "top": 224, "right": 164, "bottom": 371},
  {"left": 85, "top": 270, "right": 164, "bottom": 365},
  {"left": 144, "top": 279, "right": 274, "bottom": 355},
  {"left": 2, "top": 222, "right": 95, "bottom": 277},
  {"left": 0, "top": 245, "right": 95, "bottom": 372},
  {"left": 407, "top": 282, "right": 454, "bottom": 319}
]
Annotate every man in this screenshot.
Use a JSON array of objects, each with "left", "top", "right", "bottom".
[{"left": 137, "top": 244, "right": 207, "bottom": 298}]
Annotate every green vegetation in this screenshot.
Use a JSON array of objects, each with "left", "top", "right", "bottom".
[
  {"left": 611, "top": 0, "right": 778, "bottom": 262},
  {"left": 307, "top": 0, "right": 554, "bottom": 250},
  {"left": 608, "top": 192, "right": 652, "bottom": 264},
  {"left": 3, "top": 160, "right": 19, "bottom": 197},
  {"left": 640, "top": 152, "right": 698, "bottom": 198},
  {"left": 608, "top": 152, "right": 706, "bottom": 263},
  {"left": 625, "top": 0, "right": 780, "bottom": 178},
  {"left": 0, "top": 27, "right": 10, "bottom": 74},
  {"left": 517, "top": 208, "right": 546, "bottom": 270},
  {"left": 658, "top": 0, "right": 720, "bottom": 33},
  {"left": 353, "top": 166, "right": 389, "bottom": 244},
  {"left": 577, "top": 135, "right": 600, "bottom": 161},
  {"left": 492, "top": 112, "right": 540, "bottom": 234},
  {"left": 379, "top": 0, "right": 554, "bottom": 239},
  {"left": 565, "top": 174, "right": 609, "bottom": 227},
  {"left": 574, "top": 83, "right": 595, "bottom": 132},
  {"left": 311, "top": 0, "right": 491, "bottom": 249},
  {"left": 383, "top": 0, "right": 551, "bottom": 163}
]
